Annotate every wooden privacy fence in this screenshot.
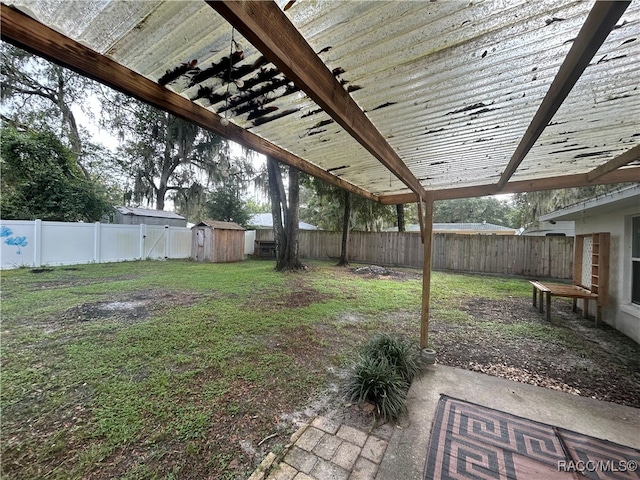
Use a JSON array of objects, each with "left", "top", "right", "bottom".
[{"left": 254, "top": 229, "right": 573, "bottom": 279}]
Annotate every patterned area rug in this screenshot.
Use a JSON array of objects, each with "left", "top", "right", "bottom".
[{"left": 424, "top": 395, "right": 640, "bottom": 480}]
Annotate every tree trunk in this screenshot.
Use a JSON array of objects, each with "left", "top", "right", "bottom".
[
  {"left": 156, "top": 184, "right": 166, "bottom": 210},
  {"left": 267, "top": 156, "right": 303, "bottom": 271},
  {"left": 56, "top": 66, "right": 90, "bottom": 179},
  {"left": 283, "top": 166, "right": 303, "bottom": 270},
  {"left": 267, "top": 157, "right": 285, "bottom": 265},
  {"left": 338, "top": 190, "right": 351, "bottom": 266},
  {"left": 396, "top": 203, "right": 405, "bottom": 232}
]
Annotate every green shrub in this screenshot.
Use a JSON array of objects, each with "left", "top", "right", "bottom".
[
  {"left": 360, "top": 333, "right": 421, "bottom": 383},
  {"left": 343, "top": 355, "right": 408, "bottom": 421},
  {"left": 343, "top": 333, "right": 420, "bottom": 421}
]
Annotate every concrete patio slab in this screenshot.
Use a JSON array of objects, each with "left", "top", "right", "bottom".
[{"left": 377, "top": 364, "right": 640, "bottom": 480}]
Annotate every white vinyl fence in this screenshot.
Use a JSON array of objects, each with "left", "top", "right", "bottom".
[
  {"left": 0, "top": 220, "right": 192, "bottom": 269},
  {"left": 244, "top": 229, "right": 256, "bottom": 256}
]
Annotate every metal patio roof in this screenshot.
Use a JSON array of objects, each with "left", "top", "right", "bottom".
[{"left": 1, "top": 0, "right": 639, "bottom": 205}]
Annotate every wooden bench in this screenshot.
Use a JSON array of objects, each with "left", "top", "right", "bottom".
[
  {"left": 529, "top": 281, "right": 599, "bottom": 321},
  {"left": 529, "top": 232, "right": 609, "bottom": 323}
]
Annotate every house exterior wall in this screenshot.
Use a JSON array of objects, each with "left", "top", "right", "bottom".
[{"left": 574, "top": 204, "right": 640, "bottom": 344}]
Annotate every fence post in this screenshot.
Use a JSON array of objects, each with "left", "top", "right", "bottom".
[
  {"left": 34, "top": 219, "right": 42, "bottom": 267},
  {"left": 94, "top": 222, "right": 101, "bottom": 263},
  {"left": 164, "top": 225, "right": 170, "bottom": 259},
  {"left": 139, "top": 223, "right": 146, "bottom": 259}
]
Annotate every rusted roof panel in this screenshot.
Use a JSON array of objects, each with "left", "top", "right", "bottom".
[
  {"left": 282, "top": 0, "right": 638, "bottom": 194},
  {"left": 3, "top": 0, "right": 638, "bottom": 198},
  {"left": 514, "top": 7, "right": 640, "bottom": 182}
]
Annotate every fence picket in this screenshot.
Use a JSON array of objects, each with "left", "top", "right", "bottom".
[{"left": 297, "top": 230, "right": 572, "bottom": 279}]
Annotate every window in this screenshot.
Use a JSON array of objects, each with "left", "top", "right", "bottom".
[{"left": 633, "top": 216, "right": 640, "bottom": 304}]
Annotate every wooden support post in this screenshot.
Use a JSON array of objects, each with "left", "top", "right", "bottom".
[
  {"left": 416, "top": 200, "right": 425, "bottom": 244},
  {"left": 420, "top": 191, "right": 435, "bottom": 350}
]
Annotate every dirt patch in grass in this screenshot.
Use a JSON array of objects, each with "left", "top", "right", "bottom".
[
  {"left": 350, "top": 264, "right": 422, "bottom": 281},
  {"left": 272, "top": 287, "right": 331, "bottom": 308},
  {"left": 248, "top": 278, "right": 333, "bottom": 310},
  {"left": 464, "top": 297, "right": 535, "bottom": 324},
  {"left": 57, "top": 290, "right": 209, "bottom": 325}
]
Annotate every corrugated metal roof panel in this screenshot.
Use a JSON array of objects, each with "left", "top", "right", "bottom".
[
  {"left": 274, "top": 0, "right": 592, "bottom": 194},
  {"left": 515, "top": 4, "right": 640, "bottom": 182},
  {"left": 115, "top": 206, "right": 185, "bottom": 220},
  {"left": 433, "top": 223, "right": 515, "bottom": 232},
  {"left": 4, "top": 0, "right": 638, "bottom": 198}
]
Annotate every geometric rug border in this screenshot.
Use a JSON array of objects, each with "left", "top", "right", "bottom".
[
  {"left": 433, "top": 394, "right": 640, "bottom": 453},
  {"left": 424, "top": 394, "right": 640, "bottom": 480}
]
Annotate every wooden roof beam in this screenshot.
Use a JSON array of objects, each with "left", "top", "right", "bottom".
[
  {"left": 379, "top": 167, "right": 640, "bottom": 204},
  {"left": 0, "top": 4, "right": 379, "bottom": 203},
  {"left": 208, "top": 1, "right": 428, "bottom": 200},
  {"left": 496, "top": 1, "right": 631, "bottom": 191},
  {"left": 586, "top": 144, "right": 640, "bottom": 182}
]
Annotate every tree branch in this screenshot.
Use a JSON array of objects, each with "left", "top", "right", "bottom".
[{"left": 7, "top": 85, "right": 57, "bottom": 103}]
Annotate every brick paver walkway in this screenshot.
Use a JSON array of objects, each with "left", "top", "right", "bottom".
[{"left": 248, "top": 416, "right": 393, "bottom": 480}]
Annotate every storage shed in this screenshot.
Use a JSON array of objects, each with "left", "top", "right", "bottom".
[
  {"left": 191, "top": 220, "right": 245, "bottom": 263},
  {"left": 113, "top": 206, "right": 187, "bottom": 227}
]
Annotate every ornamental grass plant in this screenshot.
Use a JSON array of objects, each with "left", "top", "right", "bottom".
[
  {"left": 343, "top": 333, "right": 420, "bottom": 421},
  {"left": 360, "top": 333, "right": 421, "bottom": 383}
]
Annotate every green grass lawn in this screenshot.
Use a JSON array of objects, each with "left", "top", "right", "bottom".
[{"left": 0, "top": 259, "right": 571, "bottom": 479}]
